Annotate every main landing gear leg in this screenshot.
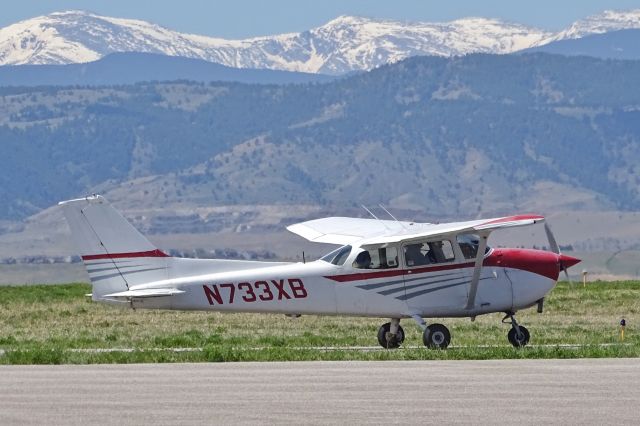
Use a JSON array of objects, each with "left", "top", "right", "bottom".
[
  {"left": 377, "top": 318, "right": 405, "bottom": 349},
  {"left": 503, "top": 312, "right": 530, "bottom": 347}
]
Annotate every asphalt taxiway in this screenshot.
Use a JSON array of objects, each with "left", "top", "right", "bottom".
[{"left": 1, "top": 359, "right": 638, "bottom": 425}]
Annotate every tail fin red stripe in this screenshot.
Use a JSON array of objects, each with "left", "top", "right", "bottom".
[{"left": 82, "top": 249, "right": 169, "bottom": 261}]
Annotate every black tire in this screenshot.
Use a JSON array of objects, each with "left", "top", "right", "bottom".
[
  {"left": 423, "top": 323, "right": 451, "bottom": 349},
  {"left": 508, "top": 325, "right": 530, "bottom": 347},
  {"left": 377, "top": 322, "right": 405, "bottom": 349}
]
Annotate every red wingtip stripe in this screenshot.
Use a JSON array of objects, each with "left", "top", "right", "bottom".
[
  {"left": 481, "top": 214, "right": 544, "bottom": 226},
  {"left": 82, "top": 249, "right": 169, "bottom": 261}
]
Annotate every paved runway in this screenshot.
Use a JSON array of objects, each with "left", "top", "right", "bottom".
[{"left": 1, "top": 359, "right": 639, "bottom": 425}]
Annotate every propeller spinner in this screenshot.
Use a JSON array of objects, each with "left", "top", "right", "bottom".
[{"left": 544, "top": 222, "right": 580, "bottom": 282}]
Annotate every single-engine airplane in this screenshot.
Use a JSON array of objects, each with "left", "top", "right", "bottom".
[{"left": 60, "top": 195, "right": 580, "bottom": 349}]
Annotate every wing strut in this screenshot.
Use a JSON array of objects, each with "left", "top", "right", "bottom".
[{"left": 465, "top": 234, "right": 489, "bottom": 311}]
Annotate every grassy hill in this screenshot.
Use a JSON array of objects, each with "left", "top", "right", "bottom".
[{"left": 1, "top": 53, "right": 640, "bottom": 221}]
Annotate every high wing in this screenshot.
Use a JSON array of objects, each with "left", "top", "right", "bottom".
[
  {"left": 287, "top": 215, "right": 545, "bottom": 246},
  {"left": 361, "top": 214, "right": 545, "bottom": 246}
]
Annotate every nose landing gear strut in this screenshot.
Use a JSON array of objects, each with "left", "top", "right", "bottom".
[{"left": 503, "top": 312, "right": 530, "bottom": 347}]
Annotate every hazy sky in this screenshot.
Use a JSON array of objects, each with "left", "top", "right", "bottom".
[{"left": 3, "top": 0, "right": 640, "bottom": 38}]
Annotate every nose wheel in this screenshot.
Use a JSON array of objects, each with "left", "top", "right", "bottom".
[
  {"left": 503, "top": 313, "right": 530, "bottom": 347},
  {"left": 508, "top": 326, "right": 530, "bottom": 347}
]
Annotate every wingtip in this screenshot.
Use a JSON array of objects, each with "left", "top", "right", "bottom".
[{"left": 58, "top": 194, "right": 104, "bottom": 206}]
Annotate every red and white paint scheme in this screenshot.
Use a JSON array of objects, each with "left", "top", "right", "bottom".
[{"left": 60, "top": 195, "right": 580, "bottom": 349}]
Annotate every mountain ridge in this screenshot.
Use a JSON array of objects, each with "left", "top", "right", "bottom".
[
  {"left": 523, "top": 29, "right": 640, "bottom": 60},
  {"left": 0, "top": 52, "right": 335, "bottom": 87}
]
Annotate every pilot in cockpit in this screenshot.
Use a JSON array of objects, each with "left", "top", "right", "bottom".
[
  {"left": 404, "top": 243, "right": 429, "bottom": 266},
  {"left": 353, "top": 250, "right": 372, "bottom": 269}
]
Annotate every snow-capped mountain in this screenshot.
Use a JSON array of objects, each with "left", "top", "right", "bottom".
[
  {"left": 0, "top": 11, "right": 230, "bottom": 66},
  {"left": 0, "top": 11, "right": 551, "bottom": 74},
  {"left": 1, "top": 9, "right": 639, "bottom": 75},
  {"left": 550, "top": 9, "right": 640, "bottom": 40}
]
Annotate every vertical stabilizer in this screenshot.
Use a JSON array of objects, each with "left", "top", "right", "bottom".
[{"left": 59, "top": 195, "right": 169, "bottom": 301}]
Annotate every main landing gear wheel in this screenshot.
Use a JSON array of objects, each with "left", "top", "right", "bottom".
[
  {"left": 508, "top": 325, "right": 530, "bottom": 347},
  {"left": 377, "top": 322, "right": 405, "bottom": 349},
  {"left": 423, "top": 323, "right": 451, "bottom": 349}
]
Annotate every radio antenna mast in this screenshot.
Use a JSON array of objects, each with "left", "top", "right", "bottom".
[
  {"left": 379, "top": 204, "right": 408, "bottom": 230},
  {"left": 361, "top": 205, "right": 390, "bottom": 230},
  {"left": 361, "top": 204, "right": 378, "bottom": 220}
]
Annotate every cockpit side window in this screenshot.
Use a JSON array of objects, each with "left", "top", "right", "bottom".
[
  {"left": 404, "top": 240, "right": 455, "bottom": 266},
  {"left": 352, "top": 246, "right": 398, "bottom": 269},
  {"left": 320, "top": 245, "right": 352, "bottom": 266}
]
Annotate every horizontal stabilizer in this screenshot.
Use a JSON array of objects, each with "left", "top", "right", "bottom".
[{"left": 104, "top": 288, "right": 185, "bottom": 299}]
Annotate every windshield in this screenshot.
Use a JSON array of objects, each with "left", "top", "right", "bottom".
[
  {"left": 320, "top": 245, "right": 352, "bottom": 266},
  {"left": 456, "top": 234, "right": 490, "bottom": 259}
]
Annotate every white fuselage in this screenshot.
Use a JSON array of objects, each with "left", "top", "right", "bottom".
[{"left": 124, "top": 247, "right": 557, "bottom": 319}]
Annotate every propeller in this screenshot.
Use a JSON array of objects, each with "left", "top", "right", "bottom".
[{"left": 544, "top": 222, "right": 580, "bottom": 284}]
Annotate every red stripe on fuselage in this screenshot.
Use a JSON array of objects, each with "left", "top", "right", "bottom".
[
  {"left": 82, "top": 249, "right": 169, "bottom": 261},
  {"left": 324, "top": 262, "right": 474, "bottom": 282},
  {"left": 324, "top": 248, "right": 561, "bottom": 282}
]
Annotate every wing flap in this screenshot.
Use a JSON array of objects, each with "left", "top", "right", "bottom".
[{"left": 287, "top": 217, "right": 415, "bottom": 245}]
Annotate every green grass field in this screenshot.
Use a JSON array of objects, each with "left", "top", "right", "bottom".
[{"left": 0, "top": 281, "right": 638, "bottom": 364}]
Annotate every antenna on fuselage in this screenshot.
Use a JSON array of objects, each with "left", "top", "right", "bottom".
[{"left": 378, "top": 204, "right": 408, "bottom": 230}]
